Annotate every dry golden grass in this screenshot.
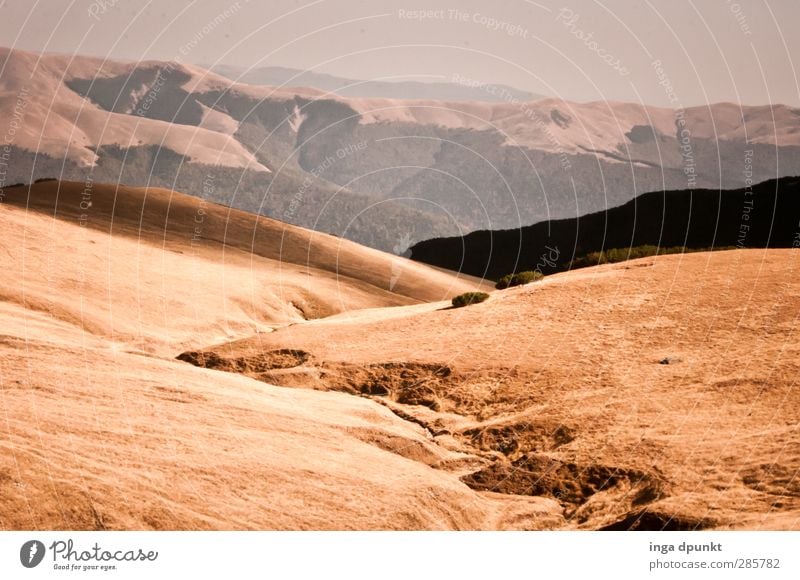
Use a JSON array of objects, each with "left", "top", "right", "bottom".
[
  {"left": 1, "top": 181, "right": 798, "bottom": 530},
  {"left": 196, "top": 249, "right": 800, "bottom": 530},
  {"left": 0, "top": 181, "right": 482, "bottom": 355},
  {"left": 1, "top": 181, "right": 557, "bottom": 531},
  {"left": 0, "top": 326, "right": 562, "bottom": 530}
]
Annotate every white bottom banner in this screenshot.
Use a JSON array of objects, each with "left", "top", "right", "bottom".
[{"left": 1, "top": 531, "right": 798, "bottom": 579}]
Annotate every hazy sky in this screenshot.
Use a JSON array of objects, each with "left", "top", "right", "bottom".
[{"left": 1, "top": 0, "right": 799, "bottom": 107}]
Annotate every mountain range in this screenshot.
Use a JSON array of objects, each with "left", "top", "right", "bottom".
[
  {"left": 3, "top": 46, "right": 800, "bottom": 253},
  {"left": 209, "top": 64, "right": 543, "bottom": 102}
]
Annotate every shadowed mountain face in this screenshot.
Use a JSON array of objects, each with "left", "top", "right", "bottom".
[
  {"left": 4, "top": 47, "right": 800, "bottom": 253},
  {"left": 409, "top": 176, "right": 800, "bottom": 280}
]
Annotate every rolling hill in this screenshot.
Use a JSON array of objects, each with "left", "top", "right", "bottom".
[
  {"left": 0, "top": 180, "right": 481, "bottom": 355},
  {"left": 1, "top": 178, "right": 798, "bottom": 530},
  {"left": 172, "top": 248, "right": 800, "bottom": 530}
]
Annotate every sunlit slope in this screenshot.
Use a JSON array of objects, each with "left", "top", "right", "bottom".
[
  {"left": 0, "top": 180, "right": 479, "bottom": 354},
  {"left": 0, "top": 311, "right": 559, "bottom": 530},
  {"left": 190, "top": 249, "right": 800, "bottom": 530}
]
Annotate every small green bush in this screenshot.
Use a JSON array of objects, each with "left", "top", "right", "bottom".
[
  {"left": 451, "top": 291, "right": 490, "bottom": 308},
  {"left": 569, "top": 245, "right": 737, "bottom": 270},
  {"left": 495, "top": 270, "right": 544, "bottom": 289}
]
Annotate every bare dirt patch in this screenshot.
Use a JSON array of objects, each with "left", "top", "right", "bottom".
[
  {"left": 177, "top": 349, "right": 310, "bottom": 373},
  {"left": 319, "top": 362, "right": 453, "bottom": 410},
  {"left": 176, "top": 350, "right": 546, "bottom": 419},
  {"left": 461, "top": 454, "right": 665, "bottom": 512},
  {"left": 600, "top": 510, "right": 712, "bottom": 531},
  {"left": 461, "top": 420, "right": 576, "bottom": 457}
]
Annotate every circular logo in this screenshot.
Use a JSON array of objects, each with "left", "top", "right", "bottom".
[{"left": 20, "top": 540, "right": 46, "bottom": 568}]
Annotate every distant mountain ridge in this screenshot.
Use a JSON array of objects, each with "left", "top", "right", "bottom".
[
  {"left": 4, "top": 46, "right": 800, "bottom": 253},
  {"left": 409, "top": 176, "right": 800, "bottom": 279},
  {"left": 208, "top": 64, "right": 544, "bottom": 102}
]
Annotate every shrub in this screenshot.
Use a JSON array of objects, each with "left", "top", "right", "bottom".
[
  {"left": 569, "top": 245, "right": 737, "bottom": 270},
  {"left": 451, "top": 291, "right": 490, "bottom": 308},
  {"left": 495, "top": 270, "right": 544, "bottom": 289}
]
